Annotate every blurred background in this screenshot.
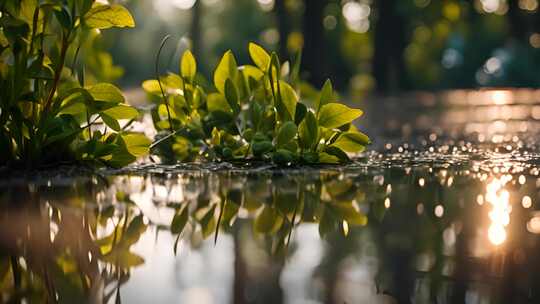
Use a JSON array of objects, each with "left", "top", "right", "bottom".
[{"left": 100, "top": 0, "right": 540, "bottom": 98}]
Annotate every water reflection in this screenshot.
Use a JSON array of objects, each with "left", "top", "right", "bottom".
[
  {"left": 1, "top": 157, "right": 540, "bottom": 303},
  {"left": 367, "top": 88, "right": 540, "bottom": 145},
  {"left": 486, "top": 178, "right": 511, "bottom": 246}
]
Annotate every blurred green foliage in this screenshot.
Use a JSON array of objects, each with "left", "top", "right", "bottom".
[{"left": 106, "top": 0, "right": 540, "bottom": 95}]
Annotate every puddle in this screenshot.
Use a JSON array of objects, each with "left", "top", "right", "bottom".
[{"left": 3, "top": 89, "right": 540, "bottom": 303}]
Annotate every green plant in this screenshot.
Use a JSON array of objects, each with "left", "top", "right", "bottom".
[
  {"left": 144, "top": 42, "right": 370, "bottom": 165},
  {"left": 0, "top": 0, "right": 150, "bottom": 168}
]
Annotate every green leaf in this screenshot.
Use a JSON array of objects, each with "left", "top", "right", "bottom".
[
  {"left": 211, "top": 127, "right": 221, "bottom": 146},
  {"left": 80, "top": 0, "right": 94, "bottom": 15},
  {"left": 302, "top": 151, "right": 318, "bottom": 163},
  {"left": 54, "top": 6, "right": 72, "bottom": 29},
  {"left": 318, "top": 152, "right": 340, "bottom": 164},
  {"left": 222, "top": 147, "right": 233, "bottom": 159},
  {"left": 254, "top": 206, "right": 283, "bottom": 234},
  {"left": 88, "top": 83, "right": 125, "bottom": 103},
  {"left": 294, "top": 102, "right": 307, "bottom": 125},
  {"left": 200, "top": 206, "right": 217, "bottom": 238},
  {"left": 269, "top": 52, "right": 281, "bottom": 81},
  {"left": 222, "top": 199, "right": 240, "bottom": 226},
  {"left": 276, "top": 80, "right": 297, "bottom": 120},
  {"left": 121, "top": 133, "right": 151, "bottom": 157},
  {"left": 103, "top": 250, "right": 144, "bottom": 269},
  {"left": 172, "top": 136, "right": 192, "bottom": 160},
  {"left": 253, "top": 132, "right": 270, "bottom": 142},
  {"left": 318, "top": 103, "right": 363, "bottom": 129},
  {"left": 290, "top": 49, "right": 302, "bottom": 86},
  {"left": 324, "top": 146, "right": 350, "bottom": 163},
  {"left": 42, "top": 117, "right": 82, "bottom": 147},
  {"left": 84, "top": 4, "right": 135, "bottom": 29},
  {"left": 224, "top": 79, "right": 240, "bottom": 114},
  {"left": 157, "top": 103, "right": 176, "bottom": 121},
  {"left": 214, "top": 50, "right": 238, "bottom": 94},
  {"left": 142, "top": 80, "right": 161, "bottom": 94},
  {"left": 101, "top": 113, "right": 121, "bottom": 131},
  {"left": 0, "top": 31, "right": 9, "bottom": 48},
  {"left": 316, "top": 79, "right": 333, "bottom": 113},
  {"left": 161, "top": 73, "right": 184, "bottom": 89},
  {"left": 171, "top": 207, "right": 189, "bottom": 234},
  {"left": 243, "top": 128, "right": 254, "bottom": 142},
  {"left": 105, "top": 147, "right": 136, "bottom": 168},
  {"left": 20, "top": 0, "right": 39, "bottom": 25},
  {"left": 334, "top": 204, "right": 368, "bottom": 226},
  {"left": 170, "top": 95, "right": 188, "bottom": 119},
  {"left": 240, "top": 65, "right": 265, "bottom": 82},
  {"left": 102, "top": 105, "right": 139, "bottom": 120},
  {"left": 251, "top": 102, "right": 263, "bottom": 129},
  {"left": 272, "top": 149, "right": 295, "bottom": 165},
  {"left": 94, "top": 142, "right": 118, "bottom": 158},
  {"left": 207, "top": 93, "right": 232, "bottom": 113},
  {"left": 319, "top": 207, "right": 337, "bottom": 237},
  {"left": 248, "top": 42, "right": 270, "bottom": 71},
  {"left": 123, "top": 214, "right": 147, "bottom": 246},
  {"left": 58, "top": 89, "right": 94, "bottom": 115},
  {"left": 59, "top": 101, "right": 86, "bottom": 115},
  {"left": 299, "top": 111, "right": 318, "bottom": 149},
  {"left": 276, "top": 121, "right": 297, "bottom": 147},
  {"left": 330, "top": 131, "right": 370, "bottom": 153},
  {"left": 181, "top": 50, "right": 197, "bottom": 80},
  {"left": 252, "top": 141, "right": 273, "bottom": 157}
]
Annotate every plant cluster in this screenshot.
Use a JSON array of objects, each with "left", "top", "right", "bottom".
[
  {"left": 0, "top": 0, "right": 150, "bottom": 169},
  {"left": 144, "top": 42, "right": 370, "bottom": 165},
  {"left": 1, "top": 0, "right": 370, "bottom": 169}
]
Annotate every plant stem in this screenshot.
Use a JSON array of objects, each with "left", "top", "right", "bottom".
[
  {"left": 42, "top": 32, "right": 70, "bottom": 118},
  {"left": 10, "top": 256, "right": 20, "bottom": 290},
  {"left": 149, "top": 128, "right": 183, "bottom": 150},
  {"left": 86, "top": 109, "right": 92, "bottom": 139},
  {"left": 214, "top": 199, "right": 226, "bottom": 245},
  {"left": 244, "top": 142, "right": 251, "bottom": 158},
  {"left": 28, "top": 6, "right": 40, "bottom": 55},
  {"left": 155, "top": 35, "right": 174, "bottom": 133}
]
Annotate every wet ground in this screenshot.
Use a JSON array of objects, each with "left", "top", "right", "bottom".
[{"left": 2, "top": 89, "right": 540, "bottom": 303}]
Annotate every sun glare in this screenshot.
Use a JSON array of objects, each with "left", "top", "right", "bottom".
[{"left": 485, "top": 178, "right": 511, "bottom": 246}]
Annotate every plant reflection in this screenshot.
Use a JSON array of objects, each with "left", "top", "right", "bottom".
[{"left": 0, "top": 179, "right": 145, "bottom": 303}]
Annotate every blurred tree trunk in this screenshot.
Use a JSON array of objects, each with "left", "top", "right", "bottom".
[
  {"left": 535, "top": 9, "right": 540, "bottom": 33},
  {"left": 372, "top": 0, "right": 409, "bottom": 93},
  {"left": 190, "top": 0, "right": 202, "bottom": 59},
  {"left": 507, "top": 0, "right": 528, "bottom": 42},
  {"left": 464, "top": 0, "right": 480, "bottom": 22},
  {"left": 274, "top": 0, "right": 291, "bottom": 61},
  {"left": 301, "top": 0, "right": 327, "bottom": 87}
]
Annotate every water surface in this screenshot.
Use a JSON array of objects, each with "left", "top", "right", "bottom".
[{"left": 3, "top": 89, "right": 540, "bottom": 304}]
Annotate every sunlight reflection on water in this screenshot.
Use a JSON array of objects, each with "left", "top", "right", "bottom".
[{"left": 486, "top": 177, "right": 511, "bottom": 246}]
